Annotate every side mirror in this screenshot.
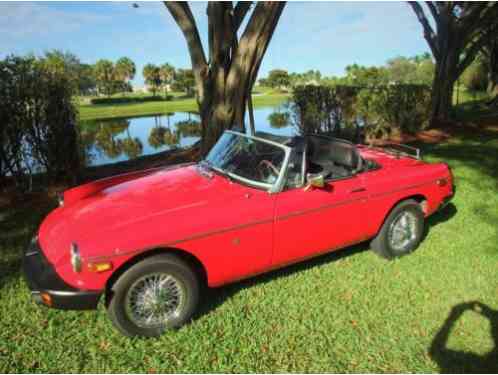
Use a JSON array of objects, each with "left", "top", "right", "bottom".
[{"left": 304, "top": 173, "right": 325, "bottom": 191}]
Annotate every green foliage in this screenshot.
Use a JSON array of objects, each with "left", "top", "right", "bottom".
[
  {"left": 265, "top": 69, "right": 291, "bottom": 89},
  {"left": 115, "top": 57, "right": 136, "bottom": 83},
  {"left": 268, "top": 112, "right": 290, "bottom": 129},
  {"left": 89, "top": 96, "right": 166, "bottom": 105},
  {"left": 288, "top": 69, "right": 322, "bottom": 87},
  {"left": 356, "top": 84, "right": 432, "bottom": 138},
  {"left": 344, "top": 64, "right": 389, "bottom": 86},
  {"left": 175, "top": 120, "right": 202, "bottom": 138},
  {"left": 0, "top": 55, "right": 81, "bottom": 189},
  {"left": 93, "top": 59, "right": 117, "bottom": 96},
  {"left": 291, "top": 84, "right": 431, "bottom": 140},
  {"left": 291, "top": 85, "right": 361, "bottom": 138},
  {"left": 43, "top": 50, "right": 97, "bottom": 95},
  {"left": 386, "top": 54, "right": 435, "bottom": 85},
  {"left": 159, "top": 63, "right": 176, "bottom": 95},
  {"left": 172, "top": 69, "right": 195, "bottom": 97},
  {"left": 461, "top": 58, "right": 489, "bottom": 92},
  {"left": 143, "top": 64, "right": 162, "bottom": 96}
]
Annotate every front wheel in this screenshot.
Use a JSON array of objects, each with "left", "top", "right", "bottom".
[
  {"left": 370, "top": 199, "right": 425, "bottom": 259},
  {"left": 107, "top": 254, "right": 199, "bottom": 337}
]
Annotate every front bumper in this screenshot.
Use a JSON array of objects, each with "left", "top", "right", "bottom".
[{"left": 22, "top": 238, "right": 102, "bottom": 310}]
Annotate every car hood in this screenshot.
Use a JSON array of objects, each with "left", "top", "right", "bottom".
[{"left": 38, "top": 164, "right": 235, "bottom": 265}]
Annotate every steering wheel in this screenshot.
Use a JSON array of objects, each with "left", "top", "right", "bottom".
[{"left": 257, "top": 159, "right": 279, "bottom": 182}]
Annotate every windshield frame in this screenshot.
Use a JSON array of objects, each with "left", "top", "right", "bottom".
[{"left": 203, "top": 130, "right": 292, "bottom": 193}]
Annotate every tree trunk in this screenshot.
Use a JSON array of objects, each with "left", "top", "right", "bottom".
[
  {"left": 430, "top": 49, "right": 458, "bottom": 125},
  {"left": 487, "top": 42, "right": 498, "bottom": 97},
  {"left": 165, "top": 2, "right": 285, "bottom": 156}
]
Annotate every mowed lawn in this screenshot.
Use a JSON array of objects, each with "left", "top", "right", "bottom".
[
  {"left": 78, "top": 93, "right": 290, "bottom": 121},
  {"left": 1, "top": 125, "right": 497, "bottom": 372}
]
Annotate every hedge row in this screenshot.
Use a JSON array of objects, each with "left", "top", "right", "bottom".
[
  {"left": 291, "top": 84, "right": 431, "bottom": 140},
  {"left": 90, "top": 95, "right": 173, "bottom": 105}
]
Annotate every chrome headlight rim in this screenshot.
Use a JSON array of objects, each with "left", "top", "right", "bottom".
[
  {"left": 56, "top": 192, "right": 64, "bottom": 207},
  {"left": 70, "top": 243, "right": 81, "bottom": 273}
]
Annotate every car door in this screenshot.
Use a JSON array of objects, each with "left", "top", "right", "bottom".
[{"left": 272, "top": 174, "right": 369, "bottom": 267}]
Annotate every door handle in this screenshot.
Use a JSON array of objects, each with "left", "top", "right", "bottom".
[{"left": 350, "top": 187, "right": 366, "bottom": 193}]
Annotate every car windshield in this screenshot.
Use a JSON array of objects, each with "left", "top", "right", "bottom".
[{"left": 204, "top": 131, "right": 287, "bottom": 189}]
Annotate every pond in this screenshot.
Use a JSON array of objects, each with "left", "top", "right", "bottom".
[{"left": 80, "top": 105, "right": 296, "bottom": 167}]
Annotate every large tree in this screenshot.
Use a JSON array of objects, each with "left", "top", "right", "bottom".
[
  {"left": 164, "top": 1, "right": 286, "bottom": 154},
  {"left": 266, "top": 69, "right": 290, "bottom": 89},
  {"left": 409, "top": 2, "right": 498, "bottom": 123},
  {"left": 159, "top": 63, "right": 176, "bottom": 96},
  {"left": 143, "top": 63, "right": 162, "bottom": 96},
  {"left": 115, "top": 57, "right": 136, "bottom": 93},
  {"left": 482, "top": 37, "right": 498, "bottom": 99},
  {"left": 94, "top": 59, "right": 116, "bottom": 96}
]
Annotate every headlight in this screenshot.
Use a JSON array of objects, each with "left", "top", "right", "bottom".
[
  {"left": 70, "top": 243, "right": 81, "bottom": 273},
  {"left": 57, "top": 192, "right": 64, "bottom": 207}
]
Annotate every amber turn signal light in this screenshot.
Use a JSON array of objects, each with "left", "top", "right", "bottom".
[
  {"left": 437, "top": 178, "right": 448, "bottom": 187},
  {"left": 87, "top": 262, "right": 113, "bottom": 273},
  {"left": 41, "top": 293, "right": 52, "bottom": 306}
]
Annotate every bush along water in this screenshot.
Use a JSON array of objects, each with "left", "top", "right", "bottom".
[
  {"left": 0, "top": 55, "right": 82, "bottom": 192},
  {"left": 291, "top": 84, "right": 431, "bottom": 142}
]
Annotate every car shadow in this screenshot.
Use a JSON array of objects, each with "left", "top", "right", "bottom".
[
  {"left": 421, "top": 202, "right": 457, "bottom": 242},
  {"left": 193, "top": 240, "right": 371, "bottom": 322},
  {"left": 429, "top": 301, "right": 498, "bottom": 373},
  {"left": 193, "top": 202, "right": 458, "bottom": 323}
]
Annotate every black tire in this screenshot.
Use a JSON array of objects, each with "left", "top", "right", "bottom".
[
  {"left": 107, "top": 254, "right": 199, "bottom": 337},
  {"left": 370, "top": 199, "right": 425, "bottom": 260}
]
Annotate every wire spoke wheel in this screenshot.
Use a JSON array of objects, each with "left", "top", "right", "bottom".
[
  {"left": 124, "top": 272, "right": 186, "bottom": 329},
  {"left": 388, "top": 211, "right": 418, "bottom": 253}
]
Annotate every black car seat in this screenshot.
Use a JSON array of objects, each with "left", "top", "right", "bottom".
[{"left": 308, "top": 136, "right": 359, "bottom": 179}]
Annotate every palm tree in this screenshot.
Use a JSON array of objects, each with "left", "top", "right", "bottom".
[
  {"left": 93, "top": 60, "right": 115, "bottom": 96},
  {"left": 159, "top": 63, "right": 175, "bottom": 97},
  {"left": 148, "top": 126, "right": 167, "bottom": 149},
  {"left": 115, "top": 57, "right": 136, "bottom": 95},
  {"left": 143, "top": 64, "right": 161, "bottom": 96}
]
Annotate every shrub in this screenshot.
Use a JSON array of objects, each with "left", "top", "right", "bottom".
[
  {"left": 291, "top": 84, "right": 431, "bottom": 142},
  {"left": 356, "top": 84, "right": 431, "bottom": 139},
  {"left": 90, "top": 95, "right": 166, "bottom": 105},
  {"left": 0, "top": 55, "right": 81, "bottom": 190},
  {"left": 291, "top": 85, "right": 361, "bottom": 140},
  {"left": 461, "top": 59, "right": 489, "bottom": 92}
]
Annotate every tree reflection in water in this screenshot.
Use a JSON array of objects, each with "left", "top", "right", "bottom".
[{"left": 268, "top": 112, "right": 290, "bottom": 129}]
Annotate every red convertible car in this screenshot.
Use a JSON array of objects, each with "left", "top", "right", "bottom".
[{"left": 23, "top": 130, "right": 454, "bottom": 336}]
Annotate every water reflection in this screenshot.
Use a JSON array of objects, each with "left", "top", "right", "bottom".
[
  {"left": 268, "top": 112, "right": 290, "bottom": 129},
  {"left": 79, "top": 106, "right": 294, "bottom": 167}
]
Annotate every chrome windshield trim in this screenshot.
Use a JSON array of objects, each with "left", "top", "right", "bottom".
[{"left": 215, "top": 130, "right": 291, "bottom": 193}]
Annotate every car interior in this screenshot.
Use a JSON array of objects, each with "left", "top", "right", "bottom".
[{"left": 283, "top": 134, "right": 363, "bottom": 189}]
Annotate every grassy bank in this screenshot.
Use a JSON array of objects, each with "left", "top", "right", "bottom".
[
  {"left": 79, "top": 93, "right": 290, "bottom": 121},
  {"left": 1, "top": 117, "right": 497, "bottom": 372}
]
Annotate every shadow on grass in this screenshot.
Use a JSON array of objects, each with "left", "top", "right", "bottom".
[
  {"left": 413, "top": 133, "right": 498, "bottom": 184},
  {"left": 194, "top": 240, "right": 371, "bottom": 322},
  {"left": 430, "top": 301, "right": 498, "bottom": 373},
  {"left": 421, "top": 203, "right": 457, "bottom": 243},
  {"left": 195, "top": 203, "right": 457, "bottom": 322},
  {"left": 0, "top": 199, "right": 54, "bottom": 290}
]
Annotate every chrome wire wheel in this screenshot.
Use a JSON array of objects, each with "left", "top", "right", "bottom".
[
  {"left": 124, "top": 273, "right": 186, "bottom": 329},
  {"left": 388, "top": 211, "right": 418, "bottom": 253}
]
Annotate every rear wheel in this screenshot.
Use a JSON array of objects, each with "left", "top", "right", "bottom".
[
  {"left": 371, "top": 199, "right": 424, "bottom": 259},
  {"left": 107, "top": 254, "right": 199, "bottom": 337}
]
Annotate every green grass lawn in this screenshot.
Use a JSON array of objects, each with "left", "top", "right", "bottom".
[
  {"left": 1, "top": 125, "right": 497, "bottom": 372},
  {"left": 79, "top": 93, "right": 290, "bottom": 121}
]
